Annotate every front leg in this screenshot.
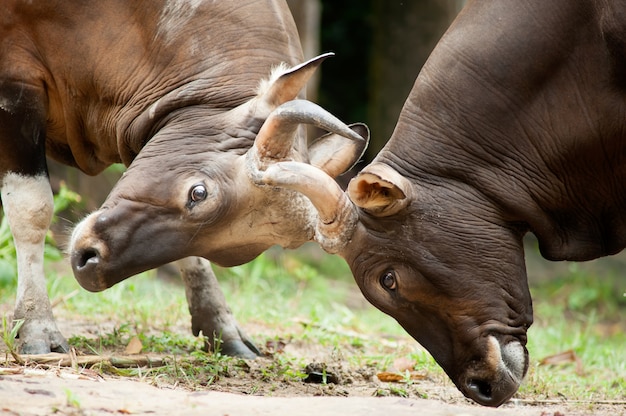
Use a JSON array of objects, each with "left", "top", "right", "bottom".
[
  {"left": 177, "top": 256, "right": 260, "bottom": 359},
  {"left": 1, "top": 173, "right": 69, "bottom": 354},
  {"left": 0, "top": 81, "right": 68, "bottom": 354}
]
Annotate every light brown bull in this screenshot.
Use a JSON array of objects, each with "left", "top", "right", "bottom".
[{"left": 1, "top": 0, "right": 366, "bottom": 357}]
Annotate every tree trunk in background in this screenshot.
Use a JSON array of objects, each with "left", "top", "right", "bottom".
[
  {"left": 287, "top": 0, "right": 322, "bottom": 102},
  {"left": 367, "top": 0, "right": 464, "bottom": 159},
  {"left": 286, "top": 0, "right": 322, "bottom": 144}
]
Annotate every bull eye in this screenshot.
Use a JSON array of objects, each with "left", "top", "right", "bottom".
[
  {"left": 380, "top": 270, "right": 397, "bottom": 291},
  {"left": 189, "top": 184, "right": 208, "bottom": 204}
]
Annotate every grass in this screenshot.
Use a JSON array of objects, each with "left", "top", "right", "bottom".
[
  {"left": 1, "top": 315, "right": 23, "bottom": 364},
  {"left": 1, "top": 248, "right": 623, "bottom": 405},
  {"left": 0, "top": 189, "right": 624, "bottom": 407},
  {"left": 519, "top": 264, "right": 626, "bottom": 403}
]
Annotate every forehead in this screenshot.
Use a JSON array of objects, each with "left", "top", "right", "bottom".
[
  {"left": 128, "top": 140, "right": 237, "bottom": 173},
  {"left": 351, "top": 203, "right": 510, "bottom": 273}
]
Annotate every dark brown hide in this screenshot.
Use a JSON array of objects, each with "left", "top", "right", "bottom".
[
  {"left": 348, "top": 0, "right": 626, "bottom": 406},
  {"left": 275, "top": 0, "right": 626, "bottom": 407}
]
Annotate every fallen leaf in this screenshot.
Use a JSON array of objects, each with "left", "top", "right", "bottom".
[
  {"left": 376, "top": 371, "right": 427, "bottom": 382},
  {"left": 539, "top": 349, "right": 584, "bottom": 376},
  {"left": 125, "top": 336, "right": 143, "bottom": 355},
  {"left": 377, "top": 372, "right": 404, "bottom": 382},
  {"left": 540, "top": 349, "right": 578, "bottom": 366}
]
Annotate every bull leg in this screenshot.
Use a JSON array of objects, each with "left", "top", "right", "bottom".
[
  {"left": 177, "top": 256, "right": 260, "bottom": 359},
  {"left": 1, "top": 173, "right": 69, "bottom": 354},
  {"left": 0, "top": 80, "right": 68, "bottom": 354}
]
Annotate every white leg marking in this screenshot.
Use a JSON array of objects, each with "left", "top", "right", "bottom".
[
  {"left": 2, "top": 173, "right": 53, "bottom": 313},
  {"left": 1, "top": 172, "right": 66, "bottom": 353}
]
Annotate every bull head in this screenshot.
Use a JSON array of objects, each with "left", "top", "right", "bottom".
[
  {"left": 69, "top": 54, "right": 368, "bottom": 291},
  {"left": 256, "top": 159, "right": 533, "bottom": 407}
]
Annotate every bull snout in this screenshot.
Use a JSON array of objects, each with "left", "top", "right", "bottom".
[
  {"left": 459, "top": 337, "right": 528, "bottom": 407},
  {"left": 70, "top": 202, "right": 188, "bottom": 292},
  {"left": 69, "top": 212, "right": 112, "bottom": 292},
  {"left": 71, "top": 246, "right": 105, "bottom": 292}
]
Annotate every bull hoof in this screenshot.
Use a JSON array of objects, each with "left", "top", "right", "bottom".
[
  {"left": 17, "top": 320, "right": 70, "bottom": 355},
  {"left": 204, "top": 325, "right": 261, "bottom": 359},
  {"left": 217, "top": 338, "right": 261, "bottom": 360},
  {"left": 20, "top": 337, "right": 69, "bottom": 355}
]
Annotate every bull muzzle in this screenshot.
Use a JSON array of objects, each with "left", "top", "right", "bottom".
[
  {"left": 459, "top": 336, "right": 528, "bottom": 406},
  {"left": 69, "top": 212, "right": 111, "bottom": 292}
]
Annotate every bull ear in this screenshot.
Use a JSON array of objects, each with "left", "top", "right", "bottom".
[
  {"left": 309, "top": 123, "right": 369, "bottom": 178},
  {"left": 347, "top": 163, "right": 412, "bottom": 216},
  {"left": 262, "top": 52, "right": 334, "bottom": 107}
]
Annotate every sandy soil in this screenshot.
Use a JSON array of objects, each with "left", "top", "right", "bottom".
[
  {"left": 1, "top": 315, "right": 623, "bottom": 416},
  {"left": 2, "top": 364, "right": 624, "bottom": 416}
]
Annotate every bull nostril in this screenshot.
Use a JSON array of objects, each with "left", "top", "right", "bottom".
[
  {"left": 75, "top": 248, "right": 100, "bottom": 270},
  {"left": 466, "top": 378, "right": 493, "bottom": 403}
]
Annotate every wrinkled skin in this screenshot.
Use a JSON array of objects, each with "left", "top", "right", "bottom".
[
  {"left": 263, "top": 0, "right": 626, "bottom": 407},
  {"left": 70, "top": 113, "right": 300, "bottom": 285},
  {"left": 70, "top": 107, "right": 366, "bottom": 285},
  {"left": 70, "top": 92, "right": 367, "bottom": 353},
  {"left": 344, "top": 177, "right": 532, "bottom": 406},
  {"left": 1, "top": 0, "right": 366, "bottom": 357}
]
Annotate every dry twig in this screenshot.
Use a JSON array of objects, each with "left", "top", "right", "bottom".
[{"left": 4, "top": 352, "right": 165, "bottom": 369}]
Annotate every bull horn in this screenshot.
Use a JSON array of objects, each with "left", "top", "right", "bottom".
[
  {"left": 254, "top": 99, "right": 366, "bottom": 162},
  {"left": 256, "top": 161, "right": 358, "bottom": 254}
]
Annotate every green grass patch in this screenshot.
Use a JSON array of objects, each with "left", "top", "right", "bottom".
[
  {"left": 0, "top": 190, "right": 624, "bottom": 405},
  {"left": 520, "top": 264, "right": 626, "bottom": 401}
]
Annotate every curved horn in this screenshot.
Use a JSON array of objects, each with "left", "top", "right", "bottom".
[
  {"left": 254, "top": 99, "right": 366, "bottom": 161},
  {"left": 309, "top": 123, "right": 369, "bottom": 177},
  {"left": 257, "top": 161, "right": 358, "bottom": 254}
]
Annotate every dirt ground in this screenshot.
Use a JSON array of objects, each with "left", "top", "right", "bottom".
[
  {"left": 1, "top": 316, "right": 624, "bottom": 416},
  {"left": 1, "top": 363, "right": 624, "bottom": 416},
  {"left": 0, "top": 370, "right": 598, "bottom": 416}
]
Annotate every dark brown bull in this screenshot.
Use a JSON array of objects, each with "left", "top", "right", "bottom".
[
  {"left": 255, "top": 0, "right": 626, "bottom": 406},
  {"left": 1, "top": 0, "right": 366, "bottom": 357}
]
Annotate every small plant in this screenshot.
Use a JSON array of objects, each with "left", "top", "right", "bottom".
[
  {"left": 210, "top": 331, "right": 224, "bottom": 356},
  {"left": 388, "top": 385, "right": 409, "bottom": 398},
  {"left": 64, "top": 388, "right": 82, "bottom": 410},
  {"left": 373, "top": 385, "right": 409, "bottom": 398},
  {"left": 401, "top": 370, "right": 414, "bottom": 386},
  {"left": 68, "top": 324, "right": 134, "bottom": 354},
  {"left": 139, "top": 332, "right": 202, "bottom": 355},
  {"left": 1, "top": 315, "right": 24, "bottom": 364}
]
